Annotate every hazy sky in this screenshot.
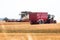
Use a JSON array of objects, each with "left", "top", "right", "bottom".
[{"left": 0, "top": 0, "right": 60, "bottom": 22}]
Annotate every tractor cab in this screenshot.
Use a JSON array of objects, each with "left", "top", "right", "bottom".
[
  {"left": 47, "top": 14, "right": 56, "bottom": 23},
  {"left": 48, "top": 14, "right": 55, "bottom": 19}
]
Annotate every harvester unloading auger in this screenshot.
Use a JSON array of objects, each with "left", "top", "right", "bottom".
[{"left": 5, "top": 11, "right": 57, "bottom": 24}]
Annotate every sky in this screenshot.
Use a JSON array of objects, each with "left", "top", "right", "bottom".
[{"left": 0, "top": 0, "right": 60, "bottom": 22}]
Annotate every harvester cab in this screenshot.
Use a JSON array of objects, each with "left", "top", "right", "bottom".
[{"left": 19, "top": 11, "right": 30, "bottom": 22}]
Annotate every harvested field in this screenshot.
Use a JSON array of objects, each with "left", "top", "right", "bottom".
[
  {"left": 0, "top": 22, "right": 60, "bottom": 40},
  {"left": 0, "top": 22, "right": 60, "bottom": 33},
  {"left": 0, "top": 33, "right": 60, "bottom": 40}
]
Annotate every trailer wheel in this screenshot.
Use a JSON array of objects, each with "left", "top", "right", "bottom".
[{"left": 38, "top": 20, "right": 44, "bottom": 24}]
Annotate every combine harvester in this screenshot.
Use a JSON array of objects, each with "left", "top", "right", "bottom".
[{"left": 5, "top": 11, "right": 56, "bottom": 24}]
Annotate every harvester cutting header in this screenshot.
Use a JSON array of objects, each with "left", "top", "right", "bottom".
[{"left": 5, "top": 11, "right": 56, "bottom": 24}]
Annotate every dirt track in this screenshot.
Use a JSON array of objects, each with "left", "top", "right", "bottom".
[{"left": 0, "top": 22, "right": 60, "bottom": 40}]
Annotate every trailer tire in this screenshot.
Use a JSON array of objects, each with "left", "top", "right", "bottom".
[{"left": 39, "top": 20, "right": 44, "bottom": 24}]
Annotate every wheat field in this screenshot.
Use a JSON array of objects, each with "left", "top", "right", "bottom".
[{"left": 0, "top": 22, "right": 60, "bottom": 40}]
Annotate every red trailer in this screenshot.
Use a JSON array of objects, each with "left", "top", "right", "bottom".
[{"left": 29, "top": 12, "right": 56, "bottom": 24}]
